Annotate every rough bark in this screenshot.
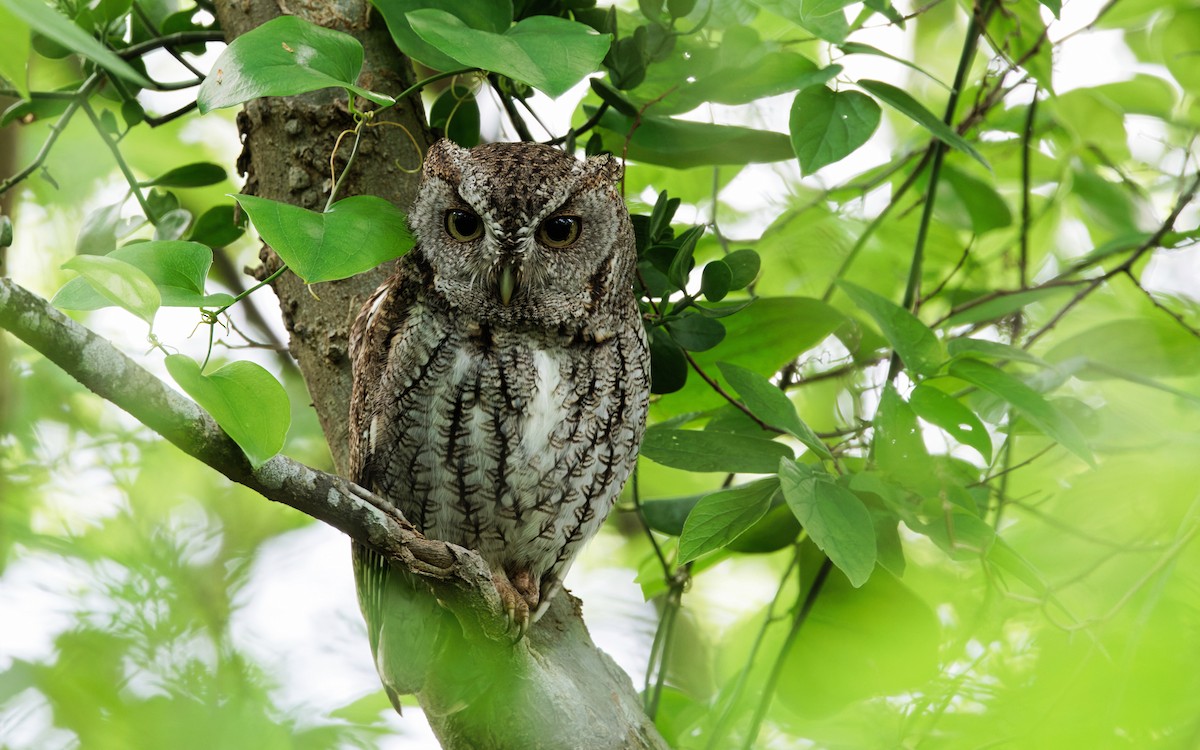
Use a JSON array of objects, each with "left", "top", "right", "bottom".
[{"left": 213, "top": 0, "right": 433, "bottom": 474}]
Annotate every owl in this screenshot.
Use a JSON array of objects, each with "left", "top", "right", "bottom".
[{"left": 347, "top": 139, "right": 650, "bottom": 691}]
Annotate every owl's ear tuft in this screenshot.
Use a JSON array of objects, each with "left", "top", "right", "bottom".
[
  {"left": 585, "top": 153, "right": 623, "bottom": 185},
  {"left": 422, "top": 138, "right": 469, "bottom": 181}
]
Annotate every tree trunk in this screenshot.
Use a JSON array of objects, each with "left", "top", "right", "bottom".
[{"left": 207, "top": 3, "right": 668, "bottom": 747}]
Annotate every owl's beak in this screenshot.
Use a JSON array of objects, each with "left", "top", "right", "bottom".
[{"left": 497, "top": 263, "right": 518, "bottom": 305}]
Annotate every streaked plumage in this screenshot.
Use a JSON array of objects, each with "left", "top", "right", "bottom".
[{"left": 348, "top": 139, "right": 649, "bottom": 700}]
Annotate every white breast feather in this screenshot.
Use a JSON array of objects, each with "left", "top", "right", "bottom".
[{"left": 522, "top": 350, "right": 566, "bottom": 458}]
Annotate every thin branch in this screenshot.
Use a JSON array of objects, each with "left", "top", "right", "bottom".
[
  {"left": 0, "top": 75, "right": 101, "bottom": 196},
  {"left": 1019, "top": 93, "right": 1038, "bottom": 289},
  {"left": 82, "top": 100, "right": 155, "bottom": 220},
  {"left": 741, "top": 557, "right": 833, "bottom": 749}
]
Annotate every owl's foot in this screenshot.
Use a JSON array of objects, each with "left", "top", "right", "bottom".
[
  {"left": 492, "top": 572, "right": 530, "bottom": 640},
  {"left": 510, "top": 568, "right": 541, "bottom": 613}
]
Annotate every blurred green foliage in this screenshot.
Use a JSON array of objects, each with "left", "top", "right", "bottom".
[{"left": 4, "top": 0, "right": 1200, "bottom": 748}]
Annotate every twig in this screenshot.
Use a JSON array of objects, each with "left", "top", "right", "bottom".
[
  {"left": 741, "top": 558, "right": 833, "bottom": 749},
  {"left": 81, "top": 100, "right": 155, "bottom": 220},
  {"left": 0, "top": 75, "right": 101, "bottom": 195}
]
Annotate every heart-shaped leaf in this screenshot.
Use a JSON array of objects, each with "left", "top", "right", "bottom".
[
  {"left": 54, "top": 241, "right": 233, "bottom": 310},
  {"left": 165, "top": 355, "right": 290, "bottom": 468},
  {"left": 197, "top": 15, "right": 393, "bottom": 113},
  {"left": 60, "top": 255, "right": 160, "bottom": 325},
  {"left": 232, "top": 194, "right": 412, "bottom": 284},
  {"left": 789, "top": 86, "right": 881, "bottom": 174},
  {"left": 408, "top": 10, "right": 610, "bottom": 98},
  {"left": 371, "top": 0, "right": 512, "bottom": 72}
]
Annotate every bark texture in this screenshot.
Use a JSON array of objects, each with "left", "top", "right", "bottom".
[{"left": 214, "top": 0, "right": 432, "bottom": 473}]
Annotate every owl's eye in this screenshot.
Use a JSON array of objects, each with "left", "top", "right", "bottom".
[
  {"left": 444, "top": 209, "right": 482, "bottom": 241},
  {"left": 537, "top": 216, "right": 582, "bottom": 248}
]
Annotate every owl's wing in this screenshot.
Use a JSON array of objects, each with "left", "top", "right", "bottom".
[{"left": 347, "top": 262, "right": 445, "bottom": 702}]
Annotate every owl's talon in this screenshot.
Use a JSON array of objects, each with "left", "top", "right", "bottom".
[{"left": 493, "top": 572, "right": 530, "bottom": 641}]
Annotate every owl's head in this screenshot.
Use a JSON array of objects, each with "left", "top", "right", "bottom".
[{"left": 408, "top": 139, "right": 636, "bottom": 331}]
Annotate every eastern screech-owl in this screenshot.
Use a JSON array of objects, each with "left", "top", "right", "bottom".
[{"left": 348, "top": 139, "right": 650, "bottom": 665}]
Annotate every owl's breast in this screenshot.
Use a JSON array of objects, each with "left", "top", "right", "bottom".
[{"left": 365, "top": 305, "right": 648, "bottom": 578}]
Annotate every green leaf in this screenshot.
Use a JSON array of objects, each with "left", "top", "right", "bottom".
[
  {"left": 778, "top": 460, "right": 876, "bottom": 587},
  {"left": 838, "top": 42, "right": 949, "bottom": 89},
  {"left": 947, "top": 337, "right": 1049, "bottom": 368},
  {"left": 144, "top": 163, "right": 227, "bottom": 188},
  {"left": 370, "top": 0, "right": 512, "bottom": 72},
  {"left": 53, "top": 241, "right": 234, "bottom": 309},
  {"left": 640, "top": 493, "right": 706, "bottom": 536},
  {"left": 164, "top": 355, "right": 290, "bottom": 469},
  {"left": 656, "top": 52, "right": 840, "bottom": 116},
  {"left": 407, "top": 11, "right": 609, "bottom": 98},
  {"left": 0, "top": 4, "right": 30, "bottom": 99},
  {"left": 429, "top": 84, "right": 480, "bottom": 147},
  {"left": 232, "top": 194, "right": 412, "bottom": 284},
  {"left": 938, "top": 164, "right": 1012, "bottom": 234},
  {"left": 666, "top": 225, "right": 705, "bottom": 289},
  {"left": 724, "top": 249, "right": 760, "bottom": 289},
  {"left": 60, "top": 255, "right": 160, "bottom": 325},
  {"left": 675, "top": 297, "right": 846, "bottom": 411},
  {"left": 640, "top": 427, "right": 794, "bottom": 474},
  {"left": 857, "top": 79, "right": 989, "bottom": 169},
  {"left": 700, "top": 260, "right": 732, "bottom": 302},
  {"left": 789, "top": 86, "right": 881, "bottom": 175},
  {"left": 189, "top": 205, "right": 247, "bottom": 248},
  {"left": 728, "top": 501, "right": 803, "bottom": 553},
  {"left": 944, "top": 286, "right": 1073, "bottom": 326},
  {"left": 76, "top": 202, "right": 124, "bottom": 256},
  {"left": 648, "top": 326, "right": 688, "bottom": 395},
  {"left": 986, "top": 0, "right": 1053, "bottom": 90},
  {"left": 153, "top": 209, "right": 192, "bottom": 242},
  {"left": 678, "top": 477, "right": 780, "bottom": 562},
  {"left": 838, "top": 281, "right": 944, "bottom": 377},
  {"left": 590, "top": 77, "right": 639, "bottom": 117},
  {"left": 874, "top": 384, "right": 937, "bottom": 495},
  {"left": 1045, "top": 318, "right": 1200, "bottom": 379},
  {"left": 948, "top": 358, "right": 1093, "bottom": 464},
  {"left": 909, "top": 383, "right": 992, "bottom": 462},
  {"left": 750, "top": 0, "right": 850, "bottom": 42},
  {"left": 0, "top": 0, "right": 152, "bottom": 89},
  {"left": 592, "top": 107, "right": 795, "bottom": 168},
  {"left": 717, "top": 362, "right": 831, "bottom": 459},
  {"left": 666, "top": 314, "right": 725, "bottom": 352},
  {"left": 197, "top": 16, "right": 393, "bottom": 114}
]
